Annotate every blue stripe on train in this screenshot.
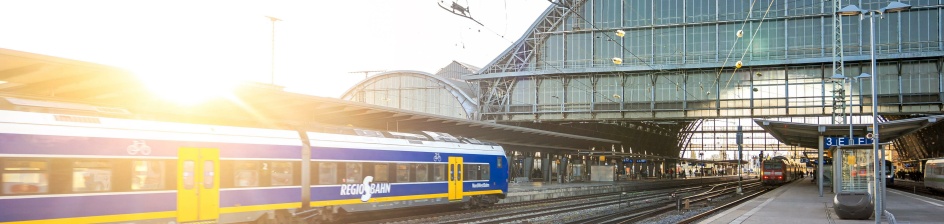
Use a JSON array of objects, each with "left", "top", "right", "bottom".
[
  {"left": 0, "top": 192, "right": 175, "bottom": 222},
  {"left": 222, "top": 182, "right": 499, "bottom": 207},
  {"left": 220, "top": 187, "right": 301, "bottom": 207}
]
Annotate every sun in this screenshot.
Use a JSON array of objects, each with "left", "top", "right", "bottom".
[{"left": 130, "top": 66, "right": 240, "bottom": 105}]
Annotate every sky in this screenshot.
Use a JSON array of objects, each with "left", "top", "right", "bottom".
[{"left": 0, "top": 0, "right": 551, "bottom": 97}]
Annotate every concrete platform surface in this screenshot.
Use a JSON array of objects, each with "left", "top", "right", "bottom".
[{"left": 700, "top": 177, "right": 944, "bottom": 224}]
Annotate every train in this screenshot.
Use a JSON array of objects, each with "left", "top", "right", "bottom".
[
  {"left": 925, "top": 159, "right": 944, "bottom": 193},
  {"left": 883, "top": 160, "right": 894, "bottom": 186},
  {"left": 0, "top": 99, "right": 509, "bottom": 223},
  {"left": 761, "top": 156, "right": 803, "bottom": 186}
]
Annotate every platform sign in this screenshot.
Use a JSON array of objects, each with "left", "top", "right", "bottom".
[
  {"left": 636, "top": 159, "right": 647, "bottom": 163},
  {"left": 800, "top": 158, "right": 809, "bottom": 163},
  {"left": 623, "top": 158, "right": 633, "bottom": 164},
  {"left": 823, "top": 137, "right": 874, "bottom": 148}
]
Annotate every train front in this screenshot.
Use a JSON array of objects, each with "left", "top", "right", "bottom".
[{"left": 761, "top": 159, "right": 786, "bottom": 185}]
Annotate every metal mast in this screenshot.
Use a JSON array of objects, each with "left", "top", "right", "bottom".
[{"left": 831, "top": 0, "right": 847, "bottom": 124}]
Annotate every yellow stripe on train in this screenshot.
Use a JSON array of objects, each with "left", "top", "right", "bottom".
[
  {"left": 221, "top": 190, "right": 503, "bottom": 213},
  {"left": 3, "top": 190, "right": 505, "bottom": 224},
  {"left": 2, "top": 211, "right": 176, "bottom": 224}
]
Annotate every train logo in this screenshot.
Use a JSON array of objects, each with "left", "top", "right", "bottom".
[
  {"left": 433, "top": 153, "right": 442, "bottom": 162},
  {"left": 126, "top": 140, "right": 152, "bottom": 155},
  {"left": 471, "top": 183, "right": 490, "bottom": 188},
  {"left": 339, "top": 176, "right": 392, "bottom": 202}
]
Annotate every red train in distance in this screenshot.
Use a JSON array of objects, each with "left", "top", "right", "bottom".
[{"left": 761, "top": 156, "right": 803, "bottom": 186}]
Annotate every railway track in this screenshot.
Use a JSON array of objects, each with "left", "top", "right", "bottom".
[
  {"left": 340, "top": 179, "right": 771, "bottom": 224},
  {"left": 347, "top": 179, "right": 735, "bottom": 224},
  {"left": 573, "top": 181, "right": 764, "bottom": 224},
  {"left": 889, "top": 180, "right": 944, "bottom": 201}
]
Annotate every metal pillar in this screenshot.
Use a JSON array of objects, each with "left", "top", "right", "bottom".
[
  {"left": 830, "top": 0, "right": 847, "bottom": 124},
  {"left": 543, "top": 153, "right": 552, "bottom": 181},
  {"left": 868, "top": 12, "right": 882, "bottom": 223},
  {"left": 818, "top": 134, "right": 825, "bottom": 197},
  {"left": 524, "top": 156, "right": 534, "bottom": 181}
]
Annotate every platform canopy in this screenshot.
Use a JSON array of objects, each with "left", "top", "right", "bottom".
[
  {"left": 754, "top": 115, "right": 944, "bottom": 149},
  {"left": 0, "top": 48, "right": 619, "bottom": 152}
]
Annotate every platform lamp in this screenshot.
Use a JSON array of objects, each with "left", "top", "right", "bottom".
[{"left": 837, "top": 2, "right": 911, "bottom": 223}]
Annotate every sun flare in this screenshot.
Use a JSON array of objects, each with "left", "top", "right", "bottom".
[{"left": 131, "top": 67, "right": 240, "bottom": 105}]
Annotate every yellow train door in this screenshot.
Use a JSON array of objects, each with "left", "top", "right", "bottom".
[
  {"left": 448, "top": 157, "right": 464, "bottom": 201},
  {"left": 177, "top": 148, "right": 220, "bottom": 222}
]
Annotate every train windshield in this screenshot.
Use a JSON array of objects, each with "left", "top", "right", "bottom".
[{"left": 763, "top": 163, "right": 782, "bottom": 169}]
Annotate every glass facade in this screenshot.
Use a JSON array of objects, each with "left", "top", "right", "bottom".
[
  {"left": 477, "top": 0, "right": 944, "bottom": 120},
  {"left": 344, "top": 72, "right": 475, "bottom": 120},
  {"left": 483, "top": 0, "right": 942, "bottom": 69}
]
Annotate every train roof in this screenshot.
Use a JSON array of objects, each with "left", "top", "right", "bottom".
[{"left": 0, "top": 108, "right": 505, "bottom": 156}]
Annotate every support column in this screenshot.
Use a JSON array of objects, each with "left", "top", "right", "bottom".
[
  {"left": 542, "top": 153, "right": 552, "bottom": 182},
  {"left": 524, "top": 156, "right": 534, "bottom": 181},
  {"left": 560, "top": 156, "right": 569, "bottom": 183},
  {"left": 818, "top": 134, "right": 825, "bottom": 197}
]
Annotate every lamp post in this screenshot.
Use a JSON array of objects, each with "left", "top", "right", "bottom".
[
  {"left": 837, "top": 2, "right": 911, "bottom": 223},
  {"left": 266, "top": 16, "right": 282, "bottom": 85}
]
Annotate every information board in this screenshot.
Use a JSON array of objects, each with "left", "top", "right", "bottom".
[{"left": 823, "top": 137, "right": 874, "bottom": 148}]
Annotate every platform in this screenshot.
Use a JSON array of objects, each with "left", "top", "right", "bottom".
[
  {"left": 502, "top": 176, "right": 740, "bottom": 203},
  {"left": 700, "top": 177, "right": 944, "bottom": 224}
]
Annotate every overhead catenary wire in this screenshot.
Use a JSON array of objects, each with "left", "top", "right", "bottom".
[
  {"left": 713, "top": 0, "right": 760, "bottom": 89},
  {"left": 721, "top": 0, "right": 779, "bottom": 93}
]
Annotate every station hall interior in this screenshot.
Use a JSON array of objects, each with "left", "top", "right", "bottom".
[
  {"left": 9, "top": 0, "right": 944, "bottom": 223},
  {"left": 4, "top": 0, "right": 944, "bottom": 223}
]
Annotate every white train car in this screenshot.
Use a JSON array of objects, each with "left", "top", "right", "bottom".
[
  {"left": 925, "top": 159, "right": 944, "bottom": 193},
  {"left": 0, "top": 98, "right": 509, "bottom": 224}
]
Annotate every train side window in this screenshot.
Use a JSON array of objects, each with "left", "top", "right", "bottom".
[
  {"left": 432, "top": 164, "right": 445, "bottom": 181},
  {"left": 373, "top": 163, "right": 389, "bottom": 182},
  {"left": 396, "top": 164, "right": 410, "bottom": 183},
  {"left": 343, "top": 163, "right": 362, "bottom": 184},
  {"left": 132, "top": 160, "right": 165, "bottom": 190},
  {"left": 72, "top": 160, "right": 112, "bottom": 192},
  {"left": 1, "top": 160, "right": 49, "bottom": 194},
  {"left": 464, "top": 164, "right": 479, "bottom": 181},
  {"left": 234, "top": 161, "right": 259, "bottom": 187},
  {"left": 270, "top": 162, "right": 293, "bottom": 186},
  {"left": 318, "top": 162, "right": 337, "bottom": 185},
  {"left": 480, "top": 164, "right": 490, "bottom": 180},
  {"left": 203, "top": 161, "right": 214, "bottom": 189},
  {"left": 183, "top": 161, "right": 195, "bottom": 189},
  {"left": 414, "top": 164, "right": 428, "bottom": 182}
]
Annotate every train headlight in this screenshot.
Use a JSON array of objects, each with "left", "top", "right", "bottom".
[{"left": 886, "top": 175, "right": 892, "bottom": 178}]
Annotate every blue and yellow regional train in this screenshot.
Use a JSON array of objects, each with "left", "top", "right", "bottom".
[{"left": 0, "top": 98, "right": 509, "bottom": 223}]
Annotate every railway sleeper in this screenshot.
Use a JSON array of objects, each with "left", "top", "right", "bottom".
[
  {"left": 290, "top": 207, "right": 344, "bottom": 224},
  {"left": 463, "top": 195, "right": 500, "bottom": 209}
]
